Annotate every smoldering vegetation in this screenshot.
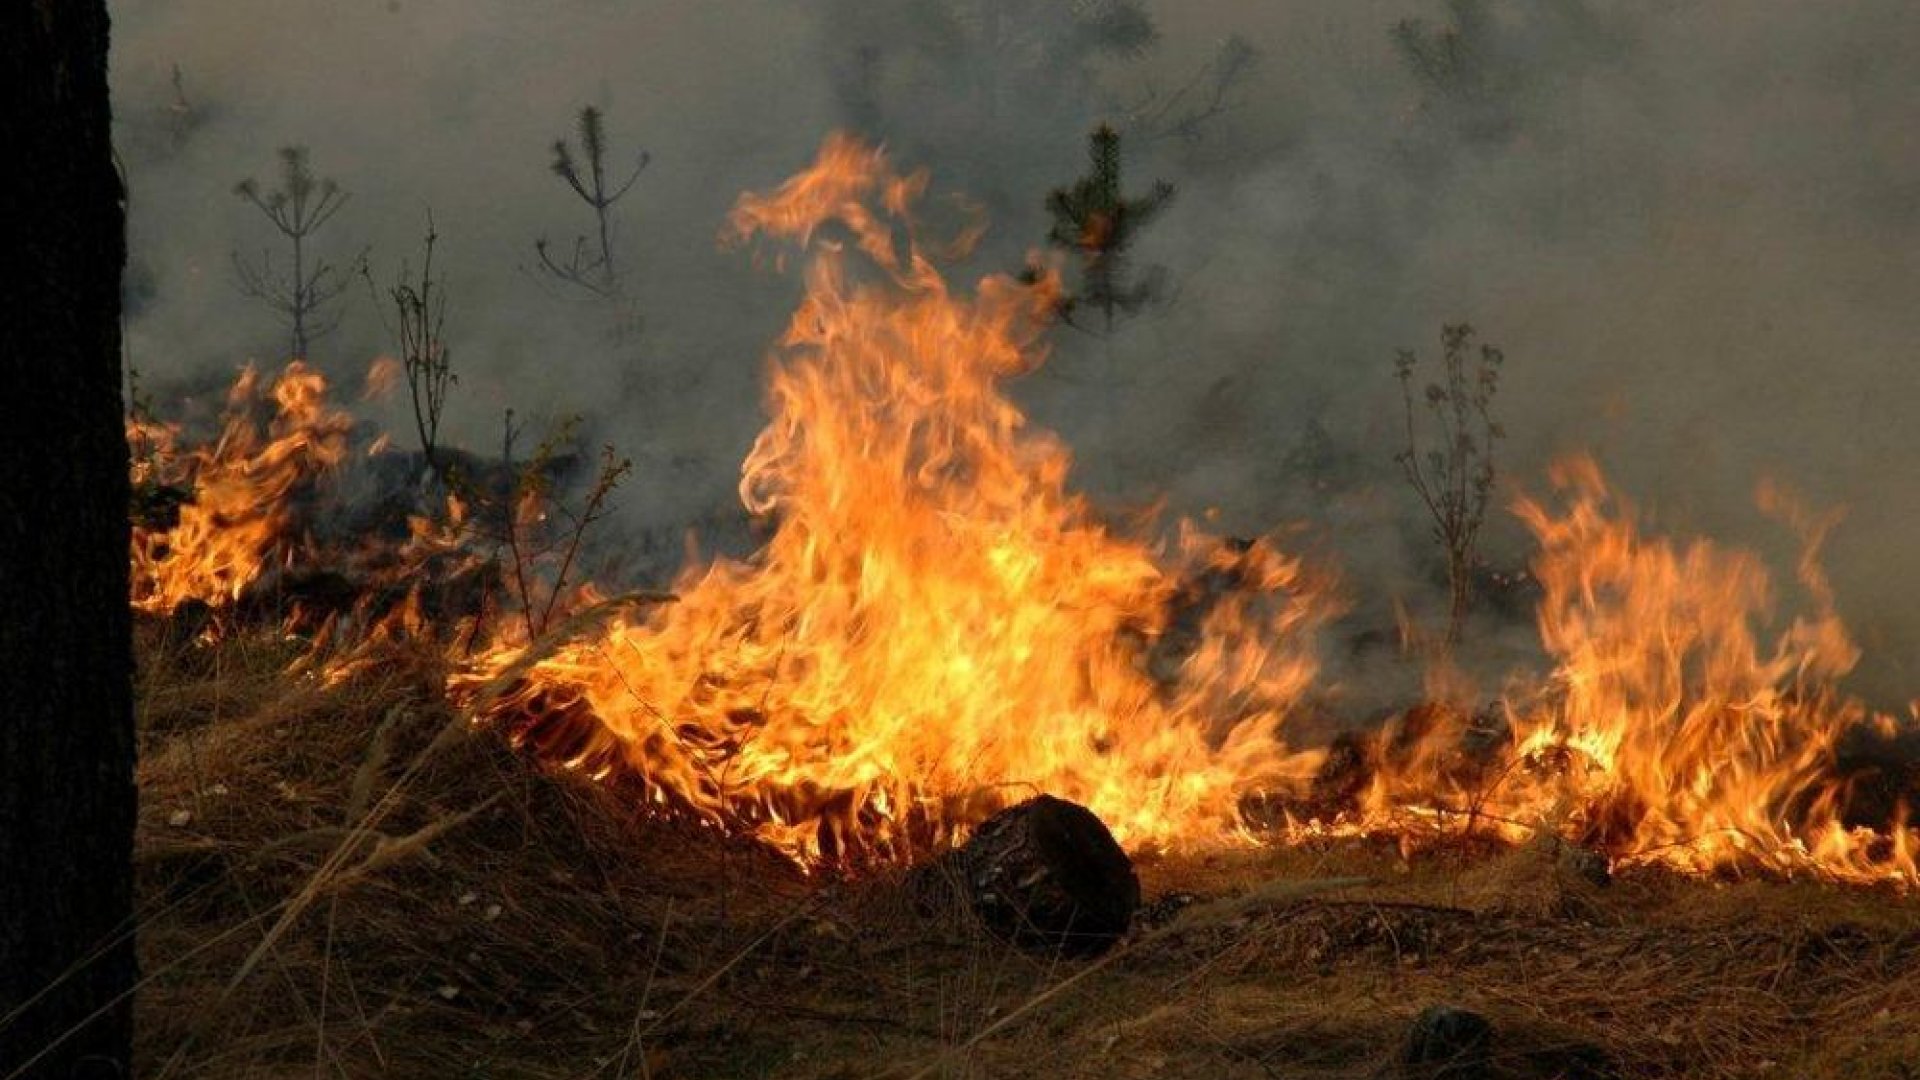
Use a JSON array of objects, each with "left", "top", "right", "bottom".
[{"left": 110, "top": 0, "right": 1920, "bottom": 704}]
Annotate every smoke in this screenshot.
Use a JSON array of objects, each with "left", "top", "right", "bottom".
[
  {"left": 110, "top": 0, "right": 1920, "bottom": 703},
  {"left": 114, "top": 0, "right": 839, "bottom": 565}
]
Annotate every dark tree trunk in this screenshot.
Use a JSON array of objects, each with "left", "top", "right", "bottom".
[{"left": 0, "top": 4, "right": 137, "bottom": 1078}]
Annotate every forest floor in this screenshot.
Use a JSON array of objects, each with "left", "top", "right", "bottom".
[{"left": 130, "top": 622, "right": 1920, "bottom": 1080}]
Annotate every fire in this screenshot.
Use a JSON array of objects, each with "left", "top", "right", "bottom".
[
  {"left": 1346, "top": 456, "right": 1911, "bottom": 881},
  {"left": 1504, "top": 459, "right": 1904, "bottom": 879},
  {"left": 458, "top": 135, "right": 1332, "bottom": 864},
  {"left": 128, "top": 135, "right": 1920, "bottom": 883},
  {"left": 130, "top": 362, "right": 353, "bottom": 615}
]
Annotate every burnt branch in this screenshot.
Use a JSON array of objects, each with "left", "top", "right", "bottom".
[{"left": 364, "top": 214, "right": 455, "bottom": 485}]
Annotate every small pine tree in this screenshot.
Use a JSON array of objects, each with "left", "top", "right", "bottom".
[
  {"left": 534, "top": 105, "right": 649, "bottom": 299},
  {"left": 232, "top": 146, "right": 359, "bottom": 359},
  {"left": 1042, "top": 123, "right": 1174, "bottom": 332}
]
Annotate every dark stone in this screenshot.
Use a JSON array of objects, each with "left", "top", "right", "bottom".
[
  {"left": 1402, "top": 1004, "right": 1492, "bottom": 1079},
  {"left": 959, "top": 795, "right": 1140, "bottom": 956}
]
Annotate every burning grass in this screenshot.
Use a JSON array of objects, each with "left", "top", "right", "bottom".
[
  {"left": 126, "top": 134, "right": 1920, "bottom": 884},
  {"left": 132, "top": 623, "right": 1920, "bottom": 1079},
  {"left": 116, "top": 132, "right": 1920, "bottom": 1077}
]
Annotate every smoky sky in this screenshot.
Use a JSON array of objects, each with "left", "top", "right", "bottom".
[{"left": 108, "top": 0, "right": 1920, "bottom": 703}]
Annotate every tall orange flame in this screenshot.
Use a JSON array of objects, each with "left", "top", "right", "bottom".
[{"left": 461, "top": 135, "right": 1332, "bottom": 864}]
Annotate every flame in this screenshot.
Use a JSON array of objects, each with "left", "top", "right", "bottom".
[
  {"left": 362, "top": 355, "right": 403, "bottom": 401},
  {"left": 1344, "top": 456, "right": 1911, "bottom": 882},
  {"left": 129, "top": 136, "right": 1920, "bottom": 884},
  {"left": 459, "top": 135, "right": 1332, "bottom": 864},
  {"left": 130, "top": 362, "right": 353, "bottom": 615},
  {"left": 1506, "top": 458, "right": 1900, "bottom": 879}
]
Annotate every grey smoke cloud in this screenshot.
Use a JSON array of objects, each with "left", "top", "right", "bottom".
[{"left": 109, "top": 0, "right": 1920, "bottom": 703}]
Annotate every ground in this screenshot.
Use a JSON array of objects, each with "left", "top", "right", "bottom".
[{"left": 132, "top": 621, "right": 1920, "bottom": 1079}]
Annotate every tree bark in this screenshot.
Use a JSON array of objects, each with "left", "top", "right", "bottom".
[{"left": 0, "top": 4, "right": 137, "bottom": 1077}]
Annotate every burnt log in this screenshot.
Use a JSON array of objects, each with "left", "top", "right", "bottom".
[{"left": 958, "top": 795, "right": 1140, "bottom": 956}]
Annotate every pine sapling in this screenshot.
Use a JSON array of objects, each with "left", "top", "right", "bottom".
[
  {"left": 1042, "top": 123, "right": 1174, "bottom": 332},
  {"left": 534, "top": 106, "right": 650, "bottom": 299},
  {"left": 232, "top": 146, "right": 362, "bottom": 359},
  {"left": 1037, "top": 123, "right": 1175, "bottom": 490}
]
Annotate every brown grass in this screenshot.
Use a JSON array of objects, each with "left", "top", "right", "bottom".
[{"left": 127, "top": 621, "right": 1920, "bottom": 1079}]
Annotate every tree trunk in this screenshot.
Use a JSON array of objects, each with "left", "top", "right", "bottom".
[{"left": 0, "top": 4, "right": 137, "bottom": 1077}]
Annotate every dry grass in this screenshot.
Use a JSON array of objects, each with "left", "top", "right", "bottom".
[{"left": 128, "top": 621, "right": 1920, "bottom": 1079}]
